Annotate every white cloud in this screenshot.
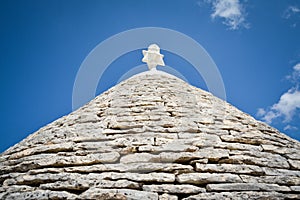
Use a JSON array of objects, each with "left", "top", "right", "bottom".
[
  {"left": 291, "top": 6, "right": 300, "bottom": 13},
  {"left": 256, "top": 108, "right": 266, "bottom": 117},
  {"left": 259, "top": 89, "right": 300, "bottom": 123},
  {"left": 207, "top": 0, "right": 248, "bottom": 30},
  {"left": 261, "top": 110, "right": 278, "bottom": 124},
  {"left": 286, "top": 63, "right": 300, "bottom": 84},
  {"left": 294, "top": 63, "right": 300, "bottom": 71},
  {"left": 258, "top": 63, "right": 300, "bottom": 125},
  {"left": 283, "top": 6, "right": 300, "bottom": 27},
  {"left": 284, "top": 125, "right": 298, "bottom": 131},
  {"left": 283, "top": 6, "right": 300, "bottom": 19},
  {"left": 271, "top": 89, "right": 300, "bottom": 122}
]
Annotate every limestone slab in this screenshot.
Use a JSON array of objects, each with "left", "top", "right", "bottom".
[
  {"left": 80, "top": 188, "right": 158, "bottom": 200},
  {"left": 177, "top": 173, "right": 242, "bottom": 184},
  {"left": 98, "top": 172, "right": 175, "bottom": 183},
  {"left": 159, "top": 193, "right": 178, "bottom": 200},
  {"left": 240, "top": 175, "right": 300, "bottom": 185},
  {"left": 195, "top": 163, "right": 264, "bottom": 175},
  {"left": 207, "top": 183, "right": 290, "bottom": 192},
  {"left": 143, "top": 184, "right": 205, "bottom": 194}
]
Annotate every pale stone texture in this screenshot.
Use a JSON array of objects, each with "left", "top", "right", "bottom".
[
  {"left": 143, "top": 184, "right": 205, "bottom": 194},
  {"left": 177, "top": 173, "right": 242, "bottom": 184},
  {"left": 206, "top": 183, "right": 291, "bottom": 192},
  {"left": 183, "top": 192, "right": 300, "bottom": 200},
  {"left": 80, "top": 188, "right": 158, "bottom": 200},
  {"left": 195, "top": 163, "right": 265, "bottom": 175},
  {"left": 1, "top": 71, "right": 300, "bottom": 199},
  {"left": 159, "top": 193, "right": 178, "bottom": 200}
]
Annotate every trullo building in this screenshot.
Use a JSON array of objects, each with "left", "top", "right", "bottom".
[{"left": 1, "top": 45, "right": 300, "bottom": 200}]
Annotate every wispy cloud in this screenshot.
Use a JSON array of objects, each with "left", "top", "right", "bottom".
[
  {"left": 282, "top": 6, "right": 300, "bottom": 27},
  {"left": 284, "top": 125, "right": 298, "bottom": 131},
  {"left": 256, "top": 108, "right": 266, "bottom": 117},
  {"left": 257, "top": 63, "right": 300, "bottom": 125},
  {"left": 283, "top": 6, "right": 300, "bottom": 19},
  {"left": 286, "top": 63, "right": 300, "bottom": 83},
  {"left": 200, "top": 0, "right": 249, "bottom": 30}
]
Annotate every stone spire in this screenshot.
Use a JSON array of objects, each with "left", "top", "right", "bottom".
[
  {"left": 142, "top": 44, "right": 165, "bottom": 70},
  {"left": 0, "top": 71, "right": 300, "bottom": 199}
]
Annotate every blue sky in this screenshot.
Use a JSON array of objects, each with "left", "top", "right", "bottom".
[{"left": 1, "top": 0, "right": 300, "bottom": 152}]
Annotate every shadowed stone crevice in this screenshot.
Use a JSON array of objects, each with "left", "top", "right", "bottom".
[{"left": 41, "top": 187, "right": 89, "bottom": 196}]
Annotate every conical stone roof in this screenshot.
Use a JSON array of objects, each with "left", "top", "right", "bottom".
[{"left": 1, "top": 71, "right": 300, "bottom": 200}]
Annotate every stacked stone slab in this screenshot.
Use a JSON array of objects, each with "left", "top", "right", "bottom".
[{"left": 1, "top": 71, "right": 300, "bottom": 200}]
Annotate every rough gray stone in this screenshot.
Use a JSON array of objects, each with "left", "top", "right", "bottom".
[
  {"left": 63, "top": 163, "right": 193, "bottom": 173},
  {"left": 261, "top": 144, "right": 300, "bottom": 159},
  {"left": 207, "top": 183, "right": 291, "bottom": 192},
  {"left": 159, "top": 193, "right": 178, "bottom": 200},
  {"left": 2, "top": 190, "right": 77, "bottom": 200},
  {"left": 263, "top": 167, "right": 300, "bottom": 177},
  {"left": 120, "top": 149, "right": 229, "bottom": 164},
  {"left": 216, "top": 141, "right": 263, "bottom": 151},
  {"left": 289, "top": 159, "right": 300, "bottom": 170},
  {"left": 98, "top": 172, "right": 175, "bottom": 183},
  {"left": 177, "top": 173, "right": 242, "bottom": 184},
  {"left": 183, "top": 192, "right": 300, "bottom": 200},
  {"left": 291, "top": 186, "right": 300, "bottom": 192},
  {"left": 143, "top": 184, "right": 205, "bottom": 194},
  {"left": 195, "top": 163, "right": 264, "bottom": 175},
  {"left": 191, "top": 134, "right": 221, "bottom": 147},
  {"left": 138, "top": 143, "right": 198, "bottom": 153},
  {"left": 219, "top": 151, "right": 290, "bottom": 168},
  {"left": 240, "top": 174, "right": 300, "bottom": 185},
  {"left": 8, "top": 142, "right": 75, "bottom": 160},
  {"left": 80, "top": 188, "right": 158, "bottom": 200}
]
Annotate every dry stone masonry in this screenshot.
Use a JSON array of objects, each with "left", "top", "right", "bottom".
[{"left": 1, "top": 71, "right": 300, "bottom": 199}]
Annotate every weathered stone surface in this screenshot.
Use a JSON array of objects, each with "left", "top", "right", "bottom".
[
  {"left": 98, "top": 172, "right": 175, "bottom": 183},
  {"left": 40, "top": 179, "right": 139, "bottom": 191},
  {"left": 183, "top": 192, "right": 232, "bottom": 200},
  {"left": 80, "top": 188, "right": 158, "bottom": 200},
  {"left": 94, "top": 179, "right": 140, "bottom": 189},
  {"left": 0, "top": 185, "right": 34, "bottom": 198},
  {"left": 195, "top": 163, "right": 264, "bottom": 175},
  {"left": 1, "top": 152, "right": 120, "bottom": 174},
  {"left": 207, "top": 183, "right": 291, "bottom": 192},
  {"left": 120, "top": 153, "right": 158, "bottom": 163},
  {"left": 138, "top": 143, "right": 198, "bottom": 153},
  {"left": 1, "top": 190, "right": 78, "bottom": 200},
  {"left": 177, "top": 173, "right": 242, "bottom": 184},
  {"left": 240, "top": 174, "right": 300, "bottom": 185},
  {"left": 291, "top": 186, "right": 300, "bottom": 192},
  {"left": 183, "top": 192, "right": 300, "bottom": 200},
  {"left": 289, "top": 159, "right": 300, "bottom": 170},
  {"left": 164, "top": 149, "right": 221, "bottom": 162},
  {"left": 120, "top": 149, "right": 229, "bottom": 164},
  {"left": 261, "top": 144, "right": 300, "bottom": 159},
  {"left": 191, "top": 134, "right": 221, "bottom": 147},
  {"left": 220, "top": 134, "right": 286, "bottom": 146},
  {"left": 63, "top": 163, "right": 193, "bottom": 173},
  {"left": 143, "top": 184, "right": 205, "bottom": 194},
  {"left": 263, "top": 167, "right": 300, "bottom": 177},
  {"left": 7, "top": 142, "right": 75, "bottom": 160},
  {"left": 3, "top": 173, "right": 69, "bottom": 186},
  {"left": 216, "top": 141, "right": 263, "bottom": 151},
  {"left": 219, "top": 150, "right": 290, "bottom": 168},
  {"left": 159, "top": 193, "right": 178, "bottom": 200},
  {"left": 1, "top": 71, "right": 300, "bottom": 199}
]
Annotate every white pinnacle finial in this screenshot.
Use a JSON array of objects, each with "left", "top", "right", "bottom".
[{"left": 142, "top": 44, "right": 165, "bottom": 70}]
